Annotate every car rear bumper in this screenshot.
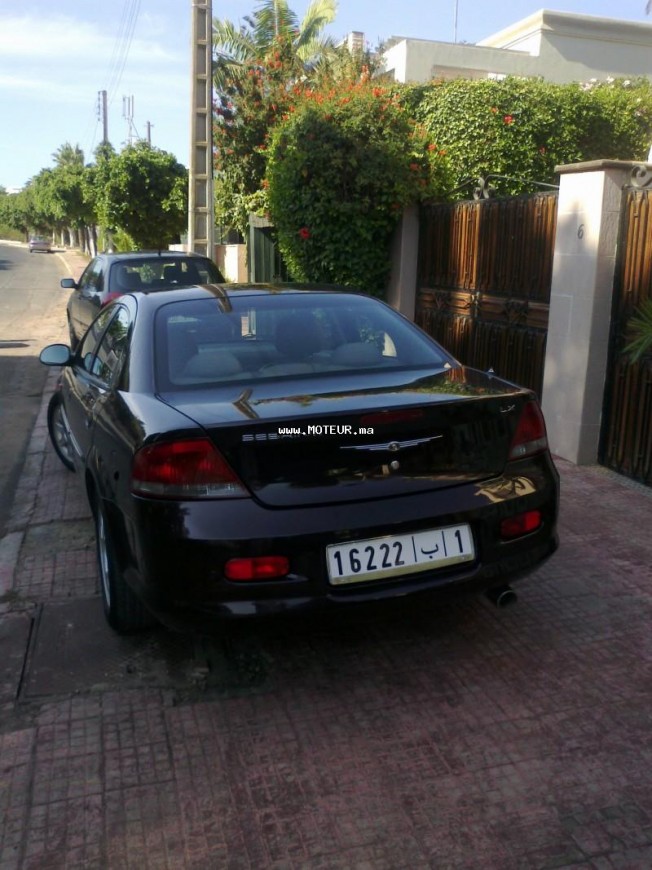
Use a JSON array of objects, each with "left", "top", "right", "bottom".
[{"left": 121, "top": 455, "right": 559, "bottom": 632}]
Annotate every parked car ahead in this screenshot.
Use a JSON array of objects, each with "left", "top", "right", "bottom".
[
  {"left": 62, "top": 251, "right": 224, "bottom": 348},
  {"left": 40, "top": 284, "right": 559, "bottom": 635},
  {"left": 29, "top": 235, "right": 52, "bottom": 253}
]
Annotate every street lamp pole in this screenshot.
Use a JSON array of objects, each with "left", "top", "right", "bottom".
[{"left": 188, "top": 0, "right": 215, "bottom": 258}]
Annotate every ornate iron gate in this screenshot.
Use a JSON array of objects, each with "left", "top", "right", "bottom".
[
  {"left": 599, "top": 178, "right": 652, "bottom": 486},
  {"left": 416, "top": 192, "right": 557, "bottom": 396}
]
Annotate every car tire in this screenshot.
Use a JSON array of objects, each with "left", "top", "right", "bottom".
[
  {"left": 47, "top": 393, "right": 75, "bottom": 471},
  {"left": 95, "top": 499, "right": 153, "bottom": 634}
]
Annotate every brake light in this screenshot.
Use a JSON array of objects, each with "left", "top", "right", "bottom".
[
  {"left": 131, "top": 438, "right": 246, "bottom": 498},
  {"left": 224, "top": 556, "right": 290, "bottom": 581},
  {"left": 508, "top": 401, "right": 548, "bottom": 460},
  {"left": 500, "top": 510, "right": 542, "bottom": 540}
]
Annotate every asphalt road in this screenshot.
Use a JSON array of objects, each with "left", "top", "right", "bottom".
[{"left": 0, "top": 242, "right": 69, "bottom": 537}]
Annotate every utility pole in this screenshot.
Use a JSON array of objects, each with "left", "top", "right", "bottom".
[
  {"left": 146, "top": 121, "right": 153, "bottom": 145},
  {"left": 123, "top": 95, "right": 136, "bottom": 145},
  {"left": 99, "top": 90, "right": 109, "bottom": 143},
  {"left": 188, "top": 0, "right": 214, "bottom": 258}
]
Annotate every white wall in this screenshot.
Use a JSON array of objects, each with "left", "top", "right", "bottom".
[{"left": 383, "top": 10, "right": 652, "bottom": 85}]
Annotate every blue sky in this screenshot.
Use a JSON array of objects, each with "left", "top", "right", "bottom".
[{"left": 0, "top": 0, "right": 649, "bottom": 190}]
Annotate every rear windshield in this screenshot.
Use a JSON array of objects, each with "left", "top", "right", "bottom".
[
  {"left": 154, "top": 293, "right": 454, "bottom": 391},
  {"left": 108, "top": 257, "right": 222, "bottom": 292}
]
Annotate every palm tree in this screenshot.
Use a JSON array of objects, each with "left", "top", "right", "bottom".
[
  {"left": 213, "top": 0, "right": 338, "bottom": 93},
  {"left": 52, "top": 143, "right": 84, "bottom": 168}
]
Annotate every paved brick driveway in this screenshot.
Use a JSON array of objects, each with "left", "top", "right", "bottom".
[{"left": 1, "top": 250, "right": 652, "bottom": 869}]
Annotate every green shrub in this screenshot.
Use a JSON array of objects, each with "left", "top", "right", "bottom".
[
  {"left": 402, "top": 77, "right": 652, "bottom": 195},
  {"left": 266, "top": 84, "right": 452, "bottom": 296}
]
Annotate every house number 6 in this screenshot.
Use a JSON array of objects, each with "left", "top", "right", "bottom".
[{"left": 577, "top": 224, "right": 585, "bottom": 239}]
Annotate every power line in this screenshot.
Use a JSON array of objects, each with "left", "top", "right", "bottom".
[{"left": 106, "top": 0, "right": 142, "bottom": 107}]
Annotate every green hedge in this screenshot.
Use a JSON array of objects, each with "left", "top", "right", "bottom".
[
  {"left": 402, "top": 77, "right": 652, "bottom": 195},
  {"left": 266, "top": 84, "right": 452, "bottom": 296}
]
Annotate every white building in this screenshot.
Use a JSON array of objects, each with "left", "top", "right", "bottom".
[{"left": 381, "top": 9, "right": 652, "bottom": 84}]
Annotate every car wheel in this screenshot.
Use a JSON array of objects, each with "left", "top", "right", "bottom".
[
  {"left": 95, "top": 499, "right": 153, "bottom": 634},
  {"left": 47, "top": 393, "right": 75, "bottom": 471}
]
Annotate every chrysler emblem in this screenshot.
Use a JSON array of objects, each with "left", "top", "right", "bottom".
[{"left": 340, "top": 435, "right": 443, "bottom": 452}]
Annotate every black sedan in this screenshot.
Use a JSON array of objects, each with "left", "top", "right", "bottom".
[
  {"left": 40, "top": 285, "right": 559, "bottom": 634},
  {"left": 62, "top": 251, "right": 224, "bottom": 349}
]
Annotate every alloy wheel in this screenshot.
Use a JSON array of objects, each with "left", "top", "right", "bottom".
[
  {"left": 97, "top": 509, "right": 112, "bottom": 609},
  {"left": 50, "top": 400, "right": 75, "bottom": 467}
]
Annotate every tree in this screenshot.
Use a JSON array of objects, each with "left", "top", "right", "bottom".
[
  {"left": 52, "top": 143, "right": 84, "bottom": 169},
  {"left": 90, "top": 142, "right": 187, "bottom": 249},
  {"left": 266, "top": 84, "right": 451, "bottom": 296},
  {"left": 0, "top": 187, "right": 38, "bottom": 239},
  {"left": 213, "top": 0, "right": 337, "bottom": 93},
  {"left": 212, "top": 0, "right": 340, "bottom": 234}
]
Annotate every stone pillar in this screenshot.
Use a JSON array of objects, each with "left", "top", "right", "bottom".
[
  {"left": 541, "top": 160, "right": 638, "bottom": 464},
  {"left": 386, "top": 204, "right": 419, "bottom": 318}
]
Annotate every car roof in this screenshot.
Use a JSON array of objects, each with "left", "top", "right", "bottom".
[
  {"left": 123, "top": 283, "right": 359, "bottom": 305},
  {"left": 101, "top": 251, "right": 212, "bottom": 263}
]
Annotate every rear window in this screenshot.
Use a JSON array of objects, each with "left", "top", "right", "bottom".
[
  {"left": 154, "top": 293, "right": 454, "bottom": 390},
  {"left": 108, "top": 257, "right": 223, "bottom": 292}
]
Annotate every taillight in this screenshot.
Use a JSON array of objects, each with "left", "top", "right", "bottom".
[
  {"left": 500, "top": 510, "right": 542, "bottom": 540},
  {"left": 224, "top": 556, "right": 290, "bottom": 581},
  {"left": 101, "top": 292, "right": 122, "bottom": 307},
  {"left": 508, "top": 401, "right": 548, "bottom": 460},
  {"left": 131, "top": 437, "right": 246, "bottom": 499}
]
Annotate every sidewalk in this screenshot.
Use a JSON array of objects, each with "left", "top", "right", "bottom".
[{"left": 2, "top": 254, "right": 652, "bottom": 868}]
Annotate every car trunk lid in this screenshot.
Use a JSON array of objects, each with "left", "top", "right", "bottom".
[{"left": 160, "top": 367, "right": 529, "bottom": 507}]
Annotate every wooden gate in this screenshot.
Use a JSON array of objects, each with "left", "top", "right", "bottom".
[
  {"left": 416, "top": 192, "right": 558, "bottom": 395},
  {"left": 599, "top": 183, "right": 652, "bottom": 486}
]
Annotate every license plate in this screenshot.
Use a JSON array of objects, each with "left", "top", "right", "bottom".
[{"left": 326, "top": 524, "right": 474, "bottom": 585}]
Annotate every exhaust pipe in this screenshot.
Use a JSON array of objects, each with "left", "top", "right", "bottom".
[{"left": 486, "top": 585, "right": 517, "bottom": 608}]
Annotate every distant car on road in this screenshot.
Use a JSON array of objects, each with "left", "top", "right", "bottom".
[
  {"left": 40, "top": 284, "right": 559, "bottom": 635},
  {"left": 62, "top": 251, "right": 224, "bottom": 348},
  {"left": 28, "top": 235, "right": 52, "bottom": 253}
]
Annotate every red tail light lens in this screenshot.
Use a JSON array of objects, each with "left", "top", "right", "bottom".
[
  {"left": 224, "top": 556, "right": 290, "bottom": 581},
  {"left": 500, "top": 510, "right": 542, "bottom": 540},
  {"left": 508, "top": 401, "right": 548, "bottom": 460},
  {"left": 132, "top": 437, "right": 246, "bottom": 499}
]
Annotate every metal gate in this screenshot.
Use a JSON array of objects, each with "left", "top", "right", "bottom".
[
  {"left": 248, "top": 214, "right": 292, "bottom": 283},
  {"left": 599, "top": 182, "right": 652, "bottom": 485},
  {"left": 416, "top": 192, "right": 557, "bottom": 396}
]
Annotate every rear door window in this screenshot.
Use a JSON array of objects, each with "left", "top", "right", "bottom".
[
  {"left": 81, "top": 261, "right": 104, "bottom": 297},
  {"left": 78, "top": 307, "right": 116, "bottom": 373},
  {"left": 91, "top": 306, "right": 132, "bottom": 386}
]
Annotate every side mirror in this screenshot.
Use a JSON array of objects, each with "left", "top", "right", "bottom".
[
  {"left": 60, "top": 278, "right": 78, "bottom": 289},
  {"left": 40, "top": 344, "right": 72, "bottom": 366}
]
